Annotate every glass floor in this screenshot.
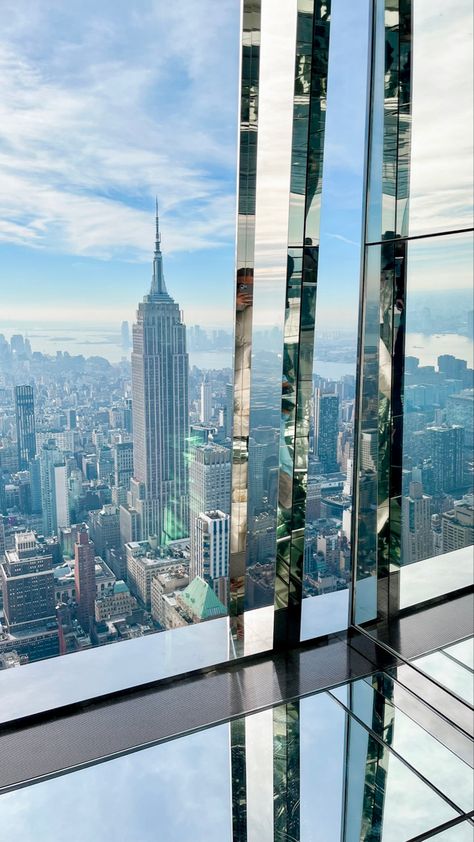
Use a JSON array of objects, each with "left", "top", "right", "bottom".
[
  {"left": 412, "top": 636, "right": 474, "bottom": 707},
  {"left": 1, "top": 662, "right": 472, "bottom": 842}
]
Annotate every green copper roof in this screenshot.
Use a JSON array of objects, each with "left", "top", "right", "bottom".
[{"left": 180, "top": 576, "right": 226, "bottom": 620}]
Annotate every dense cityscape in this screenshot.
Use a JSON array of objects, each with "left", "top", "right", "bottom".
[{"left": 0, "top": 208, "right": 473, "bottom": 669}]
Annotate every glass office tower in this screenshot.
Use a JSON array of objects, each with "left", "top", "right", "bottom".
[{"left": 0, "top": 1, "right": 472, "bottom": 839}]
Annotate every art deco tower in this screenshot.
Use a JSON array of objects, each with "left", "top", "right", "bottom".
[{"left": 131, "top": 201, "right": 189, "bottom": 543}]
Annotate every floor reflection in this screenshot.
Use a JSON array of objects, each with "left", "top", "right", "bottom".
[{"left": 0, "top": 668, "right": 471, "bottom": 841}]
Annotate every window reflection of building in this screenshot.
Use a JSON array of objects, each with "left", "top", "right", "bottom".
[{"left": 354, "top": 0, "right": 473, "bottom": 624}]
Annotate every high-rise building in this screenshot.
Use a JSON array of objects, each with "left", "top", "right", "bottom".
[
  {"left": 39, "top": 441, "right": 70, "bottom": 537},
  {"left": 1, "top": 532, "right": 55, "bottom": 628},
  {"left": 120, "top": 501, "right": 141, "bottom": 547},
  {"left": 36, "top": 430, "right": 77, "bottom": 453},
  {"left": 428, "top": 425, "right": 464, "bottom": 493},
  {"left": 131, "top": 202, "right": 189, "bottom": 543},
  {"left": 402, "top": 481, "right": 432, "bottom": 564},
  {"left": 359, "top": 429, "right": 378, "bottom": 472},
  {"left": 125, "top": 540, "right": 173, "bottom": 610},
  {"left": 314, "top": 390, "right": 339, "bottom": 473},
  {"left": 0, "top": 515, "right": 5, "bottom": 558},
  {"left": 113, "top": 441, "right": 134, "bottom": 488},
  {"left": 189, "top": 443, "right": 231, "bottom": 579},
  {"left": 66, "top": 409, "right": 77, "bottom": 430},
  {"left": 121, "top": 320, "right": 131, "bottom": 351},
  {"left": 15, "top": 385, "right": 36, "bottom": 470},
  {"left": 224, "top": 383, "right": 233, "bottom": 439},
  {"left": 97, "top": 445, "right": 114, "bottom": 485},
  {"left": 200, "top": 378, "right": 212, "bottom": 423},
  {"left": 446, "top": 391, "right": 474, "bottom": 440},
  {"left": 441, "top": 504, "right": 474, "bottom": 553},
  {"left": 74, "top": 524, "right": 96, "bottom": 633},
  {"left": 0, "top": 532, "right": 59, "bottom": 661},
  {"left": 89, "top": 505, "right": 121, "bottom": 560},
  {"left": 195, "top": 510, "right": 229, "bottom": 600}
]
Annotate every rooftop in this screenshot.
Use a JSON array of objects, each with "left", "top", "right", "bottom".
[{"left": 178, "top": 576, "right": 226, "bottom": 621}]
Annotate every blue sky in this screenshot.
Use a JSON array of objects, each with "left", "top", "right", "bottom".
[
  {"left": 0, "top": 0, "right": 366, "bottom": 334},
  {"left": 1, "top": 1, "right": 471, "bottom": 337},
  {"left": 0, "top": 0, "right": 240, "bottom": 329},
  {"left": 0, "top": 0, "right": 372, "bottom": 334}
]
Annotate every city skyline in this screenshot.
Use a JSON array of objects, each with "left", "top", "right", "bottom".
[{"left": 0, "top": 0, "right": 472, "bottom": 677}]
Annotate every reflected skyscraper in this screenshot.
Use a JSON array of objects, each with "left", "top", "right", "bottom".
[
  {"left": 314, "top": 389, "right": 339, "bottom": 473},
  {"left": 131, "top": 202, "right": 189, "bottom": 543}
]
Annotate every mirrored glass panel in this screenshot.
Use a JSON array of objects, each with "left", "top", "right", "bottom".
[
  {"left": 367, "top": 0, "right": 474, "bottom": 243},
  {"left": 398, "top": 232, "right": 474, "bottom": 598},
  {"left": 1, "top": 685, "right": 468, "bottom": 842},
  {"left": 411, "top": 649, "right": 474, "bottom": 707},
  {"left": 354, "top": 231, "right": 473, "bottom": 624},
  {"left": 430, "top": 822, "right": 474, "bottom": 842},
  {"left": 331, "top": 672, "right": 473, "bottom": 813},
  {"left": 0, "top": 724, "right": 233, "bottom": 841},
  {"left": 301, "top": 0, "right": 370, "bottom": 639},
  {"left": 443, "top": 638, "right": 474, "bottom": 671},
  {"left": 408, "top": 0, "right": 474, "bottom": 236}
]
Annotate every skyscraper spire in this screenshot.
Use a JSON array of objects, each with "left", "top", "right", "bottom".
[
  {"left": 155, "top": 196, "right": 160, "bottom": 249},
  {"left": 150, "top": 197, "right": 168, "bottom": 297}
]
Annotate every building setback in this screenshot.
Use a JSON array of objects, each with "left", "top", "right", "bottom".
[{"left": 129, "top": 202, "right": 189, "bottom": 543}]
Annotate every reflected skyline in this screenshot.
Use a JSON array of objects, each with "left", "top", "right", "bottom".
[{"left": 0, "top": 665, "right": 471, "bottom": 841}]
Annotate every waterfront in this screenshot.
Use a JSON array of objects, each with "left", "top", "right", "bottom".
[{"left": 0, "top": 323, "right": 472, "bottom": 374}]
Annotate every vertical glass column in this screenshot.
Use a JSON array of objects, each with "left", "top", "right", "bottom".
[
  {"left": 230, "top": 0, "right": 262, "bottom": 638},
  {"left": 354, "top": 0, "right": 473, "bottom": 629},
  {"left": 230, "top": 0, "right": 298, "bottom": 650},
  {"left": 273, "top": 701, "right": 301, "bottom": 839},
  {"left": 353, "top": 0, "right": 412, "bottom": 624},
  {"left": 274, "top": 1, "right": 331, "bottom": 647}
]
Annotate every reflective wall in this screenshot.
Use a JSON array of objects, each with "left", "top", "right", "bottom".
[
  {"left": 354, "top": 0, "right": 474, "bottom": 625},
  {"left": 301, "top": 0, "right": 371, "bottom": 641},
  {"left": 231, "top": 0, "right": 376, "bottom": 649},
  {"left": 230, "top": 0, "right": 335, "bottom": 648}
]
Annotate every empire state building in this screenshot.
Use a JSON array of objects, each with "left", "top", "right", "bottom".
[{"left": 130, "top": 202, "right": 189, "bottom": 543}]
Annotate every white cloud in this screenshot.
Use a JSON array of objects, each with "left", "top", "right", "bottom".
[
  {"left": 0, "top": 1, "right": 239, "bottom": 261},
  {"left": 409, "top": 0, "right": 474, "bottom": 235}
]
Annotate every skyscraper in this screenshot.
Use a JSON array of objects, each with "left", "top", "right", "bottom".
[
  {"left": 15, "top": 385, "right": 36, "bottom": 470},
  {"left": 314, "top": 390, "right": 339, "bottom": 473},
  {"left": 39, "top": 440, "right": 69, "bottom": 537},
  {"left": 131, "top": 201, "right": 189, "bottom": 543},
  {"left": 189, "top": 443, "right": 231, "bottom": 579},
  {"left": 0, "top": 515, "right": 5, "bottom": 558},
  {"left": 0, "top": 532, "right": 59, "bottom": 662},
  {"left": 113, "top": 441, "right": 134, "bottom": 488},
  {"left": 74, "top": 524, "right": 96, "bottom": 633},
  {"left": 428, "top": 425, "right": 464, "bottom": 493},
  {"left": 195, "top": 510, "right": 230, "bottom": 601},
  {"left": 441, "top": 504, "right": 474, "bottom": 553},
  {"left": 121, "top": 320, "right": 131, "bottom": 351},
  {"left": 224, "top": 383, "right": 233, "bottom": 439},
  {"left": 200, "top": 378, "right": 212, "bottom": 423},
  {"left": 402, "top": 481, "right": 432, "bottom": 564}
]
